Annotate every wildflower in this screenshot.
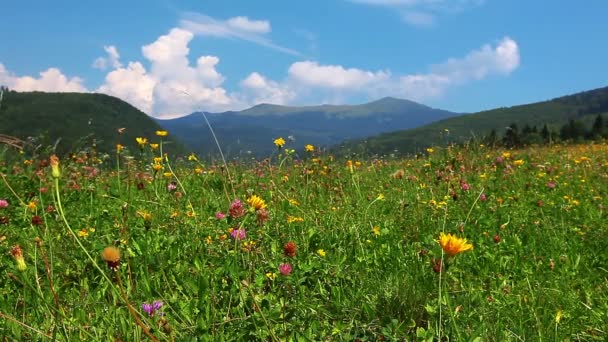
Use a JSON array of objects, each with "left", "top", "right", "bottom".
[
  {"left": 287, "top": 216, "right": 304, "bottom": 223},
  {"left": 273, "top": 137, "right": 286, "bottom": 148},
  {"left": 31, "top": 216, "right": 43, "bottom": 226},
  {"left": 27, "top": 201, "right": 37, "bottom": 211},
  {"left": 555, "top": 309, "right": 564, "bottom": 324},
  {"left": 10, "top": 245, "right": 27, "bottom": 271},
  {"left": 317, "top": 249, "right": 326, "bottom": 257},
  {"left": 215, "top": 212, "right": 227, "bottom": 220},
  {"left": 156, "top": 130, "right": 169, "bottom": 137},
  {"left": 305, "top": 144, "right": 314, "bottom": 152},
  {"left": 50, "top": 155, "right": 61, "bottom": 178},
  {"left": 278, "top": 263, "right": 292, "bottom": 276},
  {"left": 150, "top": 143, "right": 159, "bottom": 150},
  {"left": 229, "top": 199, "right": 246, "bottom": 218},
  {"left": 372, "top": 226, "right": 380, "bottom": 236},
  {"left": 167, "top": 181, "right": 177, "bottom": 192},
  {"left": 288, "top": 198, "right": 299, "bottom": 206},
  {"left": 266, "top": 272, "right": 277, "bottom": 280},
  {"left": 101, "top": 246, "right": 121, "bottom": 271},
  {"left": 135, "top": 137, "right": 147, "bottom": 146},
  {"left": 116, "top": 144, "right": 125, "bottom": 153},
  {"left": 480, "top": 193, "right": 487, "bottom": 202},
  {"left": 230, "top": 228, "right": 247, "bottom": 240},
  {"left": 142, "top": 300, "right": 163, "bottom": 317},
  {"left": 247, "top": 195, "right": 267, "bottom": 211},
  {"left": 547, "top": 181, "right": 556, "bottom": 189},
  {"left": 426, "top": 147, "right": 435, "bottom": 154},
  {"left": 460, "top": 182, "right": 470, "bottom": 191},
  {"left": 376, "top": 194, "right": 385, "bottom": 201},
  {"left": 78, "top": 228, "right": 89, "bottom": 238},
  {"left": 493, "top": 234, "right": 501, "bottom": 243},
  {"left": 284, "top": 241, "right": 296, "bottom": 257},
  {"left": 257, "top": 208, "right": 270, "bottom": 225},
  {"left": 188, "top": 153, "right": 198, "bottom": 161},
  {"left": 513, "top": 159, "right": 525, "bottom": 166},
  {"left": 437, "top": 232, "right": 473, "bottom": 257},
  {"left": 0, "top": 199, "right": 8, "bottom": 208}
]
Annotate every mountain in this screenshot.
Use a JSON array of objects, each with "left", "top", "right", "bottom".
[
  {"left": 337, "top": 86, "right": 608, "bottom": 156},
  {"left": 0, "top": 91, "right": 183, "bottom": 155},
  {"left": 156, "top": 97, "right": 458, "bottom": 158}
]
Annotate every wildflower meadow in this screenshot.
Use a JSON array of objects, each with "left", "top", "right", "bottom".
[{"left": 0, "top": 133, "right": 607, "bottom": 340}]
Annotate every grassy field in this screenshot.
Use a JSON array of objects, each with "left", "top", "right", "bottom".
[{"left": 0, "top": 134, "right": 607, "bottom": 340}]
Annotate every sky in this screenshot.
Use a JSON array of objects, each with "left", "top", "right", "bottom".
[{"left": 0, "top": 0, "right": 607, "bottom": 119}]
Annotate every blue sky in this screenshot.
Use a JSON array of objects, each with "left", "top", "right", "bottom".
[{"left": 1, "top": 0, "right": 606, "bottom": 118}]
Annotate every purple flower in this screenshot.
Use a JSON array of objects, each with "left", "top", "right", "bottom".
[
  {"left": 215, "top": 211, "right": 226, "bottom": 220},
  {"left": 0, "top": 199, "right": 8, "bottom": 208},
  {"left": 460, "top": 182, "right": 470, "bottom": 191},
  {"left": 547, "top": 181, "right": 556, "bottom": 189},
  {"left": 230, "top": 228, "right": 246, "bottom": 240},
  {"left": 278, "top": 263, "right": 292, "bottom": 276},
  {"left": 142, "top": 300, "right": 163, "bottom": 317},
  {"left": 480, "top": 193, "right": 487, "bottom": 202},
  {"left": 167, "top": 181, "right": 177, "bottom": 192}
]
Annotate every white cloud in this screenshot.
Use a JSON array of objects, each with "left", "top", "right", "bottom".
[
  {"left": 96, "top": 28, "right": 234, "bottom": 118},
  {"left": 180, "top": 13, "right": 300, "bottom": 56},
  {"left": 0, "top": 63, "right": 87, "bottom": 92},
  {"left": 402, "top": 10, "right": 435, "bottom": 27},
  {"left": 240, "top": 72, "right": 295, "bottom": 105},
  {"left": 396, "top": 36, "right": 519, "bottom": 100},
  {"left": 93, "top": 45, "right": 122, "bottom": 70},
  {"left": 288, "top": 61, "right": 390, "bottom": 90},
  {"left": 226, "top": 16, "right": 271, "bottom": 34}
]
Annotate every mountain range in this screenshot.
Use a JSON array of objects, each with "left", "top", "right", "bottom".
[{"left": 155, "top": 97, "right": 457, "bottom": 157}]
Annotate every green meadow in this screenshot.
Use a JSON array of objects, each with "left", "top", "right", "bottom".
[{"left": 0, "top": 135, "right": 607, "bottom": 341}]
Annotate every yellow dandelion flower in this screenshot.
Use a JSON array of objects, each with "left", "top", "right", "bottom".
[
  {"left": 50, "top": 155, "right": 61, "bottom": 178},
  {"left": 513, "top": 159, "right": 525, "bottom": 166},
  {"left": 163, "top": 172, "right": 172, "bottom": 178},
  {"left": 372, "top": 226, "right": 380, "bottom": 236},
  {"left": 288, "top": 198, "right": 299, "bottom": 206},
  {"left": 136, "top": 137, "right": 147, "bottom": 146},
  {"left": 266, "top": 272, "right": 277, "bottom": 280},
  {"left": 317, "top": 249, "right": 326, "bottom": 257},
  {"left": 247, "top": 195, "right": 267, "bottom": 210},
  {"left": 116, "top": 144, "right": 125, "bottom": 153},
  {"left": 137, "top": 210, "right": 152, "bottom": 221},
  {"left": 376, "top": 194, "right": 385, "bottom": 201},
  {"left": 287, "top": 216, "right": 304, "bottom": 223},
  {"left": 437, "top": 232, "right": 473, "bottom": 257},
  {"left": 78, "top": 229, "right": 89, "bottom": 238},
  {"left": 426, "top": 147, "right": 435, "bottom": 153},
  {"left": 305, "top": 144, "right": 315, "bottom": 152},
  {"left": 150, "top": 143, "right": 159, "bottom": 150},
  {"left": 205, "top": 236, "right": 213, "bottom": 244},
  {"left": 188, "top": 153, "right": 198, "bottom": 161},
  {"left": 153, "top": 163, "right": 163, "bottom": 171},
  {"left": 274, "top": 137, "right": 286, "bottom": 148},
  {"left": 156, "top": 130, "right": 168, "bottom": 137},
  {"left": 194, "top": 167, "right": 203, "bottom": 174},
  {"left": 27, "top": 201, "right": 37, "bottom": 211}
]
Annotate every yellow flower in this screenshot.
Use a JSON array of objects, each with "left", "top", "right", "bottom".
[
  {"left": 156, "top": 130, "right": 168, "bottom": 137},
  {"left": 154, "top": 157, "right": 163, "bottom": 164},
  {"left": 502, "top": 152, "right": 511, "bottom": 159},
  {"left": 305, "top": 144, "right": 315, "bottom": 152},
  {"left": 150, "top": 143, "right": 160, "bottom": 150},
  {"left": 116, "top": 144, "right": 125, "bottom": 152},
  {"left": 426, "top": 147, "right": 435, "bottom": 153},
  {"left": 137, "top": 210, "right": 152, "bottom": 221},
  {"left": 513, "top": 159, "right": 525, "bottom": 166},
  {"left": 27, "top": 201, "right": 37, "bottom": 211},
  {"left": 188, "top": 153, "right": 198, "bottom": 161},
  {"left": 317, "top": 249, "right": 326, "bottom": 257},
  {"left": 153, "top": 163, "right": 163, "bottom": 171},
  {"left": 205, "top": 236, "right": 213, "bottom": 244},
  {"left": 555, "top": 309, "right": 564, "bottom": 324},
  {"left": 170, "top": 211, "right": 179, "bottom": 218},
  {"left": 288, "top": 198, "right": 299, "bottom": 206},
  {"left": 136, "top": 137, "right": 147, "bottom": 146},
  {"left": 266, "top": 272, "right": 277, "bottom": 280},
  {"left": 287, "top": 216, "right": 304, "bottom": 223},
  {"left": 376, "top": 194, "right": 385, "bottom": 201},
  {"left": 163, "top": 172, "right": 172, "bottom": 178},
  {"left": 274, "top": 137, "right": 286, "bottom": 148},
  {"left": 437, "top": 232, "right": 473, "bottom": 257},
  {"left": 194, "top": 167, "right": 203, "bottom": 174},
  {"left": 247, "top": 195, "right": 267, "bottom": 210},
  {"left": 372, "top": 226, "right": 380, "bottom": 236},
  {"left": 78, "top": 229, "right": 89, "bottom": 238}
]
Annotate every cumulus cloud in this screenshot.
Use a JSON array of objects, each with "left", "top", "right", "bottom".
[
  {"left": 288, "top": 61, "right": 390, "bottom": 90},
  {"left": 240, "top": 72, "right": 296, "bottom": 105},
  {"left": 396, "top": 36, "right": 519, "bottom": 100},
  {"left": 93, "top": 45, "right": 123, "bottom": 70},
  {"left": 96, "top": 28, "right": 233, "bottom": 118},
  {"left": 0, "top": 63, "right": 87, "bottom": 92},
  {"left": 180, "top": 13, "right": 300, "bottom": 56}
]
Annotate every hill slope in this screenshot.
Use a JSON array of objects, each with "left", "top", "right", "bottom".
[
  {"left": 339, "top": 86, "right": 608, "bottom": 156},
  {"left": 0, "top": 91, "right": 182, "bottom": 155},
  {"left": 157, "top": 97, "right": 457, "bottom": 157}
]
